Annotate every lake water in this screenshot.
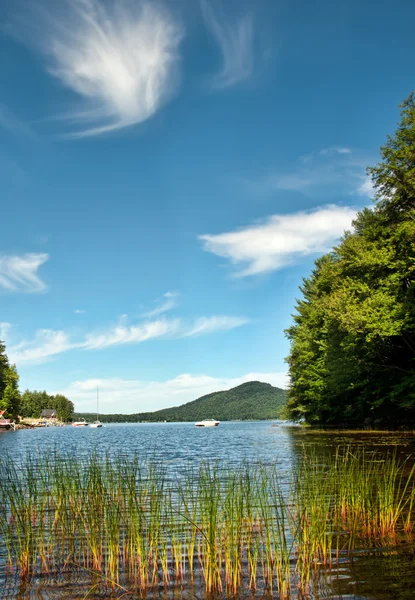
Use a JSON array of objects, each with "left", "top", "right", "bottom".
[{"left": 1, "top": 421, "right": 414, "bottom": 599}]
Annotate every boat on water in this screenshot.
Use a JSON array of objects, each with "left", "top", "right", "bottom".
[
  {"left": 72, "top": 419, "right": 88, "bottom": 427},
  {"left": 90, "top": 386, "right": 103, "bottom": 428},
  {"left": 195, "top": 419, "right": 220, "bottom": 427}
]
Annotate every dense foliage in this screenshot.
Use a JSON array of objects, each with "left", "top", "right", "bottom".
[
  {"left": 0, "top": 342, "right": 21, "bottom": 419},
  {"left": 20, "top": 390, "right": 74, "bottom": 422},
  {"left": 74, "top": 381, "right": 287, "bottom": 422},
  {"left": 286, "top": 95, "right": 415, "bottom": 427}
]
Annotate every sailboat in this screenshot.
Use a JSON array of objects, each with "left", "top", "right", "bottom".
[{"left": 90, "top": 386, "right": 103, "bottom": 428}]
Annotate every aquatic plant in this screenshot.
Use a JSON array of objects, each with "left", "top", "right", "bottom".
[{"left": 0, "top": 448, "right": 413, "bottom": 598}]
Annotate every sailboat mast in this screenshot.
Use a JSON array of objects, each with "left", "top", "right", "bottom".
[{"left": 96, "top": 386, "right": 99, "bottom": 421}]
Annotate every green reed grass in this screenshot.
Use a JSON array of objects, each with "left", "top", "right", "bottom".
[{"left": 0, "top": 448, "right": 413, "bottom": 598}]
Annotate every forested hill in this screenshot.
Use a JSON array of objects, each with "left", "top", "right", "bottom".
[{"left": 73, "top": 381, "right": 287, "bottom": 423}]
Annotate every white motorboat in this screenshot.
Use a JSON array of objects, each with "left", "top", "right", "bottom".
[
  {"left": 195, "top": 419, "right": 220, "bottom": 427},
  {"left": 72, "top": 419, "right": 88, "bottom": 427}
]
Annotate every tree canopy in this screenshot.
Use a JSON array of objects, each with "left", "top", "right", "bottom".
[
  {"left": 286, "top": 94, "right": 415, "bottom": 428},
  {"left": 0, "top": 342, "right": 21, "bottom": 419}
]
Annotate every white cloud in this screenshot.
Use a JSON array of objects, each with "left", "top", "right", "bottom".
[
  {"left": 56, "top": 371, "right": 289, "bottom": 413},
  {"left": 184, "top": 316, "right": 249, "bottom": 337},
  {"left": 74, "top": 309, "right": 86, "bottom": 314},
  {"left": 0, "top": 253, "right": 48, "bottom": 293},
  {"left": 7, "top": 313, "right": 248, "bottom": 364},
  {"left": 201, "top": 0, "right": 254, "bottom": 88},
  {"left": 358, "top": 176, "right": 375, "bottom": 198},
  {"left": 7, "top": 329, "right": 74, "bottom": 364},
  {"left": 200, "top": 205, "right": 357, "bottom": 277},
  {"left": 144, "top": 291, "right": 178, "bottom": 318},
  {"left": 22, "top": 0, "right": 183, "bottom": 136}
]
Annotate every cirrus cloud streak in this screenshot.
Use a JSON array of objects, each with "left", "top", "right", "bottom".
[
  {"left": 0, "top": 253, "right": 49, "bottom": 293},
  {"left": 6, "top": 313, "right": 249, "bottom": 365},
  {"left": 17, "top": 0, "right": 183, "bottom": 136}
]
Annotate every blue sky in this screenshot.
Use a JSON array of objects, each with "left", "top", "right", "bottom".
[{"left": 1, "top": 0, "right": 414, "bottom": 413}]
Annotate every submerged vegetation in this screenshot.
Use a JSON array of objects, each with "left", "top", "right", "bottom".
[
  {"left": 286, "top": 94, "right": 415, "bottom": 428},
  {"left": 0, "top": 449, "right": 413, "bottom": 598}
]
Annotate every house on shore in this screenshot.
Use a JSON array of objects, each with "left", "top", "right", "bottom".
[{"left": 41, "top": 409, "right": 57, "bottom": 419}]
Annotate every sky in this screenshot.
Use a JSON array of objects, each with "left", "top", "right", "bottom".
[{"left": 1, "top": 0, "right": 414, "bottom": 413}]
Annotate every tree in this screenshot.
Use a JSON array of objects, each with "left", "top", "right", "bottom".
[
  {"left": 0, "top": 365, "right": 21, "bottom": 419},
  {"left": 0, "top": 341, "right": 10, "bottom": 399},
  {"left": 0, "top": 342, "right": 21, "bottom": 419},
  {"left": 53, "top": 394, "right": 74, "bottom": 422},
  {"left": 286, "top": 95, "right": 415, "bottom": 427}
]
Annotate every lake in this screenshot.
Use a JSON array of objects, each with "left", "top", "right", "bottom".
[{"left": 1, "top": 421, "right": 414, "bottom": 599}]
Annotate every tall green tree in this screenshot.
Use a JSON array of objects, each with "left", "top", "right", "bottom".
[
  {"left": 0, "top": 342, "right": 21, "bottom": 419},
  {"left": 0, "top": 365, "right": 21, "bottom": 419},
  {"left": 286, "top": 95, "right": 415, "bottom": 427},
  {"left": 53, "top": 394, "right": 74, "bottom": 422},
  {"left": 0, "top": 341, "right": 10, "bottom": 399}
]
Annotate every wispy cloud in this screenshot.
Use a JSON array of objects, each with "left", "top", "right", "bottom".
[
  {"left": 83, "top": 318, "right": 180, "bottom": 350},
  {"left": 0, "top": 253, "right": 49, "bottom": 292},
  {"left": 200, "top": 205, "right": 357, "bottom": 277},
  {"left": 0, "top": 104, "right": 38, "bottom": 140},
  {"left": 17, "top": 0, "right": 183, "bottom": 137},
  {"left": 201, "top": 0, "right": 254, "bottom": 88},
  {"left": 74, "top": 309, "right": 86, "bottom": 314},
  {"left": 184, "top": 316, "right": 249, "bottom": 337},
  {"left": 0, "top": 322, "right": 12, "bottom": 341},
  {"left": 56, "top": 371, "right": 289, "bottom": 413},
  {"left": 254, "top": 148, "right": 370, "bottom": 195},
  {"left": 143, "top": 291, "right": 179, "bottom": 318},
  {"left": 357, "top": 176, "right": 375, "bottom": 198},
  {"left": 319, "top": 146, "right": 352, "bottom": 156},
  {"left": 8, "top": 329, "right": 74, "bottom": 364},
  {"left": 7, "top": 312, "right": 248, "bottom": 364}
]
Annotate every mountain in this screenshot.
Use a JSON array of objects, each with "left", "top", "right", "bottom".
[
  {"left": 142, "top": 381, "right": 287, "bottom": 422},
  {"left": 73, "top": 381, "right": 287, "bottom": 423}
]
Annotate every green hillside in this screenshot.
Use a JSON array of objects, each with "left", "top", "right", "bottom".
[{"left": 74, "top": 381, "right": 287, "bottom": 423}]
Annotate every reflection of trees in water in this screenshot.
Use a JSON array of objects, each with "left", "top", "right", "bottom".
[
  {"left": 283, "top": 427, "right": 415, "bottom": 599},
  {"left": 315, "top": 548, "right": 415, "bottom": 600},
  {"left": 285, "top": 426, "right": 415, "bottom": 466}
]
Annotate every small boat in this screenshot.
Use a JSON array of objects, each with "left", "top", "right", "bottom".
[
  {"left": 90, "top": 386, "right": 103, "bottom": 428},
  {"left": 72, "top": 419, "right": 88, "bottom": 427},
  {"left": 195, "top": 419, "right": 220, "bottom": 427}
]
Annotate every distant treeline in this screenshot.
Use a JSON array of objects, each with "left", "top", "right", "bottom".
[
  {"left": 21, "top": 390, "right": 74, "bottom": 422},
  {"left": 74, "top": 381, "right": 287, "bottom": 423}
]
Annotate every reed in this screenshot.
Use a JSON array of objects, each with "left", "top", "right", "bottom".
[{"left": 0, "top": 447, "right": 413, "bottom": 598}]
